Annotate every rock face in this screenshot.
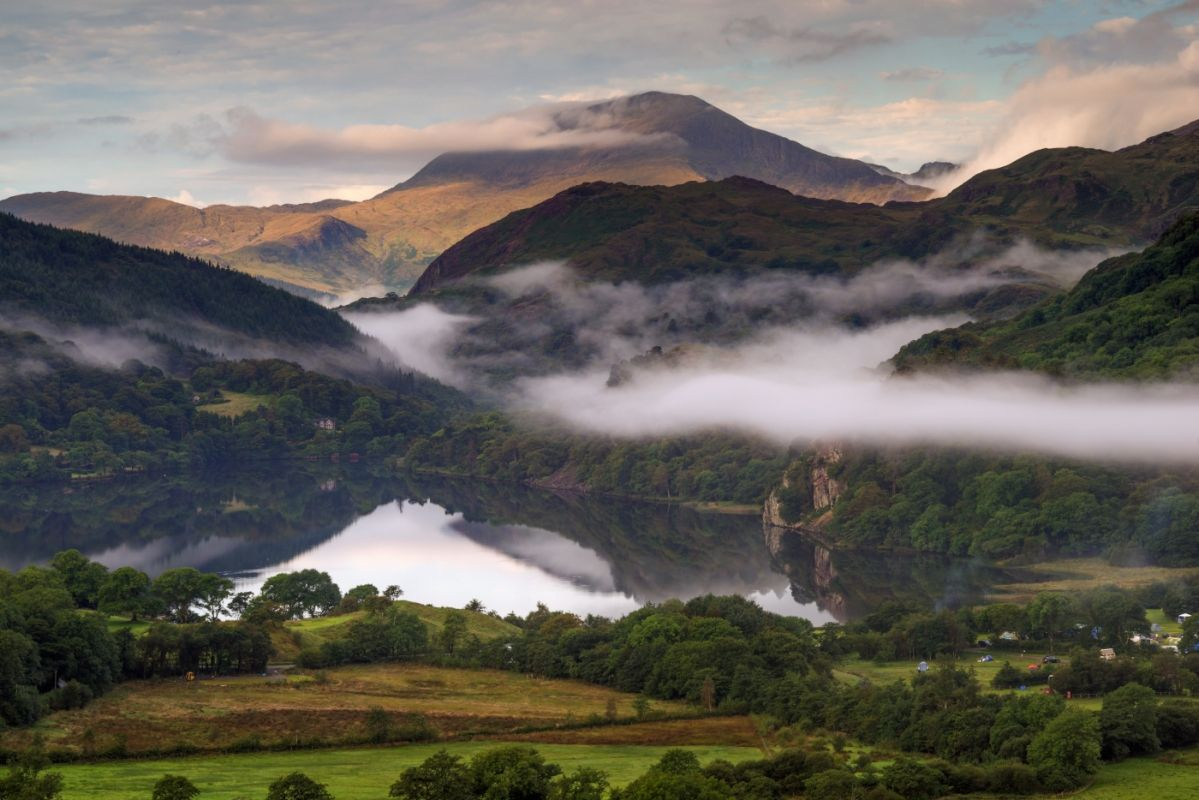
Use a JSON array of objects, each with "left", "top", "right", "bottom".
[
  {"left": 762, "top": 445, "right": 845, "bottom": 534},
  {"left": 810, "top": 446, "right": 846, "bottom": 512}
]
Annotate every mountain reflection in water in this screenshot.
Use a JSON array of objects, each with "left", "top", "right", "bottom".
[{"left": 0, "top": 467, "right": 1021, "bottom": 622}]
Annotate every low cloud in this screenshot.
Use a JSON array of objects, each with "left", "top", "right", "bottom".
[
  {"left": 357, "top": 239, "right": 1120, "bottom": 396},
  {"left": 723, "top": 16, "right": 892, "bottom": 63},
  {"left": 217, "top": 103, "right": 674, "bottom": 168},
  {"left": 934, "top": 37, "right": 1199, "bottom": 192},
  {"left": 514, "top": 320, "right": 1199, "bottom": 466},
  {"left": 880, "top": 66, "right": 944, "bottom": 82},
  {"left": 343, "top": 305, "right": 476, "bottom": 386},
  {"left": 0, "top": 314, "right": 166, "bottom": 370},
  {"left": 77, "top": 115, "right": 134, "bottom": 126}
]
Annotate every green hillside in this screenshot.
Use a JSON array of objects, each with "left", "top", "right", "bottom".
[{"left": 893, "top": 213, "right": 1199, "bottom": 379}]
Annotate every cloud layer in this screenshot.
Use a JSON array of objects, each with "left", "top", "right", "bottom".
[{"left": 515, "top": 320, "right": 1199, "bottom": 465}]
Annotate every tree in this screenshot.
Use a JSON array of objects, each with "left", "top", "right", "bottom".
[
  {"left": 389, "top": 750, "right": 472, "bottom": 800},
  {"left": 803, "top": 770, "right": 858, "bottom": 800},
  {"left": 265, "top": 772, "right": 333, "bottom": 800},
  {"left": 881, "top": 758, "right": 946, "bottom": 800},
  {"left": 228, "top": 591, "right": 254, "bottom": 618},
  {"left": 469, "top": 746, "right": 560, "bottom": 800},
  {"left": 549, "top": 768, "right": 608, "bottom": 800},
  {"left": 632, "top": 696, "right": 651, "bottom": 719},
  {"left": 1100, "top": 682, "right": 1160, "bottom": 760},
  {"left": 152, "top": 568, "right": 208, "bottom": 623},
  {"left": 384, "top": 585, "right": 403, "bottom": 601},
  {"left": 49, "top": 550, "right": 108, "bottom": 609},
  {"left": 196, "top": 573, "right": 234, "bottom": 622},
  {"left": 340, "top": 584, "right": 380, "bottom": 613},
  {"left": 152, "top": 774, "right": 199, "bottom": 800},
  {"left": 1027, "top": 709, "right": 1101, "bottom": 791},
  {"left": 98, "top": 567, "right": 152, "bottom": 621},
  {"left": 442, "top": 612, "right": 468, "bottom": 655},
  {"left": 0, "top": 752, "right": 64, "bottom": 800},
  {"left": 653, "top": 750, "right": 700, "bottom": 775},
  {"left": 0, "top": 423, "right": 29, "bottom": 453},
  {"left": 465, "top": 599, "right": 485, "bottom": 613},
  {"left": 620, "top": 771, "right": 729, "bottom": 800},
  {"left": 700, "top": 676, "right": 716, "bottom": 711},
  {"left": 1027, "top": 593, "right": 1075, "bottom": 653},
  {"left": 260, "top": 570, "right": 342, "bottom": 619}
]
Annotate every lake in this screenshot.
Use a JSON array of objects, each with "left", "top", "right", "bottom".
[{"left": 0, "top": 466, "right": 1017, "bottom": 622}]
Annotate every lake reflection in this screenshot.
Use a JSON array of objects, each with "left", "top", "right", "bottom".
[{"left": 0, "top": 468, "right": 826, "bottom": 621}]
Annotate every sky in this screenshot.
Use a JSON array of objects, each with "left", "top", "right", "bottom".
[{"left": 2, "top": 0, "right": 1198, "bottom": 206}]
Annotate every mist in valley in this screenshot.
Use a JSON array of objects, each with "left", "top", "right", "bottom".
[{"left": 349, "top": 241, "right": 1199, "bottom": 465}]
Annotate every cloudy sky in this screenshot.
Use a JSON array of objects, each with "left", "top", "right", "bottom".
[{"left": 3, "top": 0, "right": 1198, "bottom": 206}]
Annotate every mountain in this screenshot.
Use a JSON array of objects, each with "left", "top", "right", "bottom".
[
  {"left": 868, "top": 160, "right": 958, "bottom": 184},
  {"left": 0, "top": 92, "right": 925, "bottom": 296},
  {"left": 408, "top": 177, "right": 920, "bottom": 295},
  {"left": 892, "top": 212, "right": 1199, "bottom": 380},
  {"left": 0, "top": 212, "right": 360, "bottom": 351},
  {"left": 409, "top": 118, "right": 1199, "bottom": 295}
]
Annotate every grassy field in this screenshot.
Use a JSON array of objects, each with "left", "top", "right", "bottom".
[
  {"left": 50, "top": 741, "right": 765, "bottom": 799},
  {"left": 195, "top": 391, "right": 273, "bottom": 418},
  {"left": 1146, "top": 608, "right": 1185, "bottom": 636},
  {"left": 992, "top": 558, "right": 1199, "bottom": 601},
  {"left": 833, "top": 654, "right": 1104, "bottom": 711},
  {"left": 1030, "top": 751, "right": 1199, "bottom": 799},
  {"left": 0, "top": 663, "right": 692, "bottom": 756}
]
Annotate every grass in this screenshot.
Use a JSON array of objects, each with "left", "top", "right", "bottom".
[
  {"left": 1146, "top": 608, "right": 1185, "bottom": 636},
  {"left": 104, "top": 616, "right": 152, "bottom": 637},
  {"left": 49, "top": 741, "right": 764, "bottom": 799},
  {"left": 195, "top": 391, "right": 273, "bottom": 419},
  {"left": 1027, "top": 750, "right": 1199, "bottom": 799},
  {"left": 0, "top": 663, "right": 692, "bottom": 756},
  {"left": 992, "top": 558, "right": 1199, "bottom": 602}
]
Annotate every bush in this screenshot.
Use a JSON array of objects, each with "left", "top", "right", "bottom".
[
  {"left": 1027, "top": 709, "right": 1101, "bottom": 791},
  {"left": 804, "top": 770, "right": 858, "bottom": 800},
  {"left": 1156, "top": 702, "right": 1199, "bottom": 749},
  {"left": 882, "top": 758, "right": 946, "bottom": 800},
  {"left": 984, "top": 762, "right": 1042, "bottom": 795},
  {"left": 45, "top": 681, "right": 93, "bottom": 711}
]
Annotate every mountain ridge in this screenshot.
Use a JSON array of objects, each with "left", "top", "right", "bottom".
[
  {"left": 0, "top": 92, "right": 925, "bottom": 296},
  {"left": 406, "top": 117, "right": 1199, "bottom": 295}
]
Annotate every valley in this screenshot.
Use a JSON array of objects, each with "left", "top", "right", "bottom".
[{"left": 6, "top": 5, "right": 1199, "bottom": 799}]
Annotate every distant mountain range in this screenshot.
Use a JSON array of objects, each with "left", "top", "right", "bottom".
[
  {"left": 0, "top": 92, "right": 927, "bottom": 297},
  {"left": 408, "top": 118, "right": 1199, "bottom": 295}
]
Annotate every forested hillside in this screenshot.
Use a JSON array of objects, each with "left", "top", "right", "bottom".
[
  {"left": 894, "top": 212, "right": 1199, "bottom": 379},
  {"left": 0, "top": 214, "right": 466, "bottom": 483},
  {"left": 773, "top": 215, "right": 1199, "bottom": 566},
  {"left": 0, "top": 213, "right": 360, "bottom": 349}
]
